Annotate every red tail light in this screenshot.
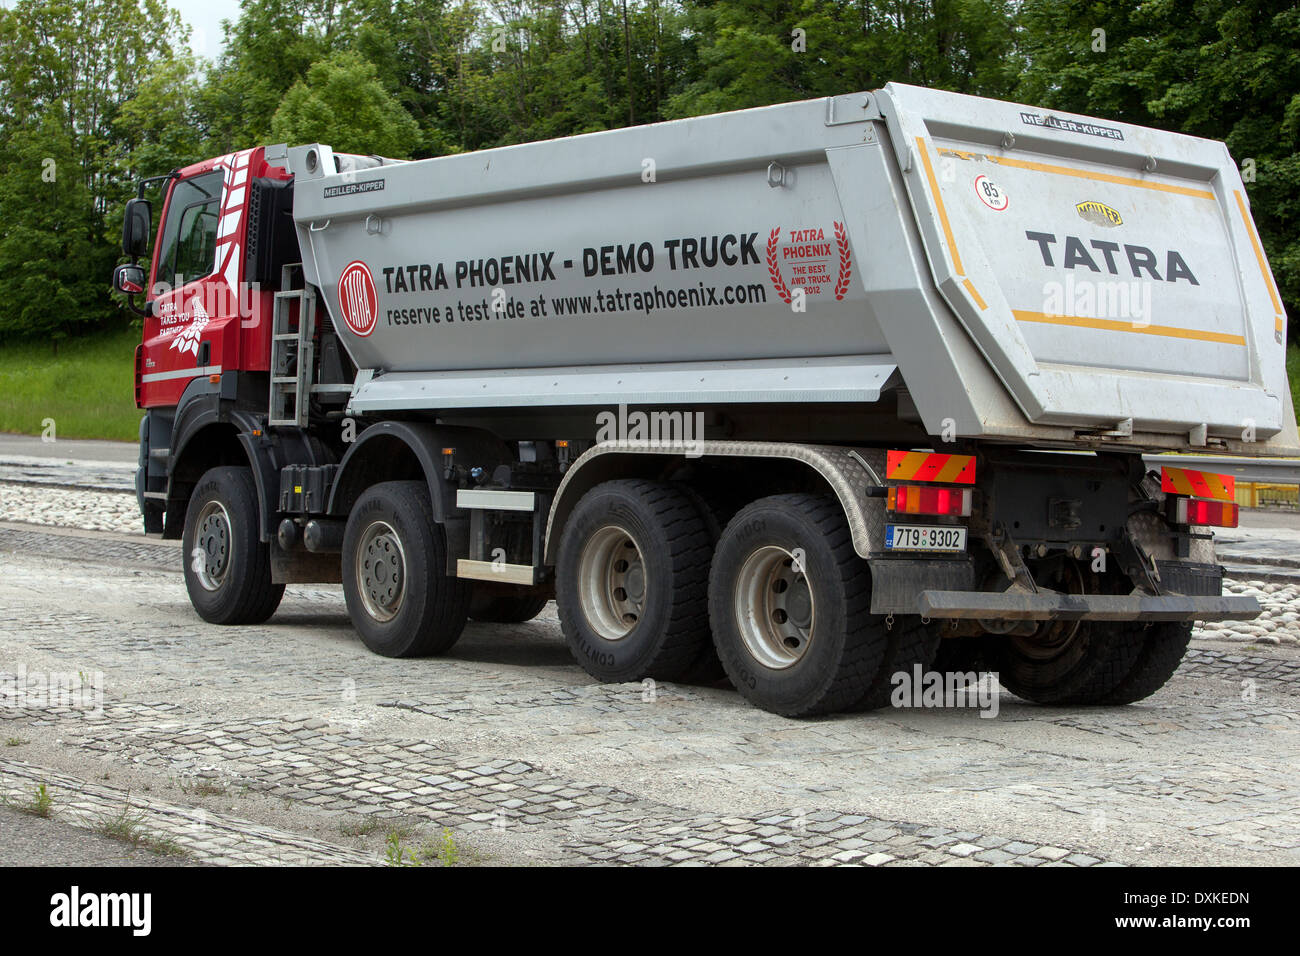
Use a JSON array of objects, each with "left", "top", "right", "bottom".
[
  {"left": 1169, "top": 496, "right": 1238, "bottom": 528},
  {"left": 887, "top": 484, "right": 971, "bottom": 517}
]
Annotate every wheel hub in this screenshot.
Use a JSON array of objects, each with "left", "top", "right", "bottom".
[
  {"left": 194, "top": 501, "right": 232, "bottom": 591},
  {"left": 1013, "top": 559, "right": 1091, "bottom": 659},
  {"left": 357, "top": 521, "right": 406, "bottom": 622},
  {"left": 734, "top": 546, "right": 815, "bottom": 669},
  {"left": 578, "top": 525, "right": 647, "bottom": 641}
]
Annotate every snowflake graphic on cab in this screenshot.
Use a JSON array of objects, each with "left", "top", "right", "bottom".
[{"left": 169, "top": 298, "right": 210, "bottom": 357}]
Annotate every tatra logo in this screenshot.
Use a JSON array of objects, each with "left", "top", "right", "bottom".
[
  {"left": 1076, "top": 200, "right": 1123, "bottom": 227},
  {"left": 766, "top": 222, "right": 853, "bottom": 304},
  {"left": 337, "top": 260, "right": 378, "bottom": 337}
]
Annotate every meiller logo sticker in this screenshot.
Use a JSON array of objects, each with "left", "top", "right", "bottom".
[
  {"left": 338, "top": 260, "right": 378, "bottom": 337},
  {"left": 323, "top": 178, "right": 385, "bottom": 199}
]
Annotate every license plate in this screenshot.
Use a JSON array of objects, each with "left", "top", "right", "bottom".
[{"left": 885, "top": 524, "right": 967, "bottom": 553}]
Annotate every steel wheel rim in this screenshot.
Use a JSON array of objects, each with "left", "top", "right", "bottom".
[
  {"left": 733, "top": 545, "right": 815, "bottom": 670},
  {"left": 356, "top": 520, "right": 407, "bottom": 623},
  {"left": 577, "top": 524, "right": 647, "bottom": 641},
  {"left": 194, "top": 500, "right": 233, "bottom": 591},
  {"left": 1014, "top": 560, "right": 1087, "bottom": 659}
]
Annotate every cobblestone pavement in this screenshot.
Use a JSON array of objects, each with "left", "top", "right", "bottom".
[
  {"left": 1, "top": 522, "right": 1298, "bottom": 867},
  {"left": 0, "top": 759, "right": 373, "bottom": 865}
]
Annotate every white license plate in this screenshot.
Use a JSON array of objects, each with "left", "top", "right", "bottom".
[{"left": 885, "top": 524, "right": 967, "bottom": 553}]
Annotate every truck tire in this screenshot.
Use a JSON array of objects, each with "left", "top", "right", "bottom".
[
  {"left": 556, "top": 479, "right": 713, "bottom": 683},
  {"left": 932, "top": 634, "right": 987, "bottom": 683},
  {"left": 708, "top": 494, "right": 889, "bottom": 717},
  {"left": 852, "top": 615, "right": 942, "bottom": 711},
  {"left": 1074, "top": 621, "right": 1193, "bottom": 705},
  {"left": 182, "top": 466, "right": 284, "bottom": 625},
  {"left": 673, "top": 484, "right": 726, "bottom": 685},
  {"left": 468, "top": 590, "right": 550, "bottom": 624},
  {"left": 988, "top": 621, "right": 1145, "bottom": 705},
  {"left": 985, "top": 562, "right": 1142, "bottom": 705},
  {"left": 342, "top": 480, "right": 470, "bottom": 658}
]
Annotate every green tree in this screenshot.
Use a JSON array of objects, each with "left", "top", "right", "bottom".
[
  {"left": 0, "top": 0, "right": 190, "bottom": 342},
  {"left": 1016, "top": 0, "right": 1300, "bottom": 341},
  {"left": 667, "top": 0, "right": 1020, "bottom": 118},
  {"left": 116, "top": 52, "right": 206, "bottom": 181},
  {"left": 196, "top": 0, "right": 346, "bottom": 151},
  {"left": 270, "top": 50, "right": 423, "bottom": 156},
  {"left": 0, "top": 117, "right": 112, "bottom": 345}
]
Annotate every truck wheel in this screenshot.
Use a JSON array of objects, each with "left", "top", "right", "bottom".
[
  {"left": 930, "top": 634, "right": 987, "bottom": 689},
  {"left": 469, "top": 590, "right": 550, "bottom": 624},
  {"left": 673, "top": 484, "right": 726, "bottom": 684},
  {"left": 986, "top": 562, "right": 1143, "bottom": 705},
  {"left": 708, "top": 494, "right": 889, "bottom": 717},
  {"left": 182, "top": 466, "right": 284, "bottom": 625},
  {"left": 989, "top": 620, "right": 1146, "bottom": 705},
  {"left": 556, "top": 479, "right": 712, "bottom": 683},
  {"left": 1072, "top": 621, "right": 1193, "bottom": 705},
  {"left": 853, "top": 616, "right": 942, "bottom": 711},
  {"left": 342, "top": 481, "right": 470, "bottom": 657}
]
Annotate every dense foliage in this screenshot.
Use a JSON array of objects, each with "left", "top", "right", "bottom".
[{"left": 0, "top": 0, "right": 1296, "bottom": 343}]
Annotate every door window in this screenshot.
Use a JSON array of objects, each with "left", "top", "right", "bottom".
[{"left": 154, "top": 170, "right": 223, "bottom": 293}]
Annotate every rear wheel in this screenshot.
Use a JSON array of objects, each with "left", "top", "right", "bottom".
[
  {"left": 853, "top": 616, "right": 942, "bottom": 711},
  {"left": 342, "top": 481, "right": 470, "bottom": 657},
  {"left": 673, "top": 484, "right": 726, "bottom": 684},
  {"left": 556, "top": 479, "right": 713, "bottom": 683},
  {"left": 931, "top": 634, "right": 988, "bottom": 687},
  {"left": 990, "top": 623, "right": 1131, "bottom": 705},
  {"left": 708, "top": 494, "right": 888, "bottom": 716},
  {"left": 468, "top": 590, "right": 550, "bottom": 624},
  {"left": 182, "top": 466, "right": 284, "bottom": 625},
  {"left": 986, "top": 563, "right": 1144, "bottom": 704},
  {"left": 1080, "top": 621, "right": 1193, "bottom": 704}
]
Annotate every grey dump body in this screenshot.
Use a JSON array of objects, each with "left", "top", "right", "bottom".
[{"left": 285, "top": 83, "right": 1296, "bottom": 457}]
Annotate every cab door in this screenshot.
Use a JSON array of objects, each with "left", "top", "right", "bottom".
[{"left": 139, "top": 169, "right": 227, "bottom": 407}]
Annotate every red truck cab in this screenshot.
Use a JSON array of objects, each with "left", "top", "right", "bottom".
[{"left": 131, "top": 148, "right": 290, "bottom": 409}]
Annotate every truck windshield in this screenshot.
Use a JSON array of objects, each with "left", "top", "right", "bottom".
[{"left": 154, "top": 170, "right": 223, "bottom": 293}]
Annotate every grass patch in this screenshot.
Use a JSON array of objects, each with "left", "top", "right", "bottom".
[
  {"left": 430, "top": 827, "right": 459, "bottom": 867},
  {"left": 381, "top": 825, "right": 467, "bottom": 867},
  {"left": 4, "top": 737, "right": 28, "bottom": 747},
  {"left": 176, "top": 777, "right": 228, "bottom": 798},
  {"left": 385, "top": 829, "right": 420, "bottom": 867},
  {"left": 2, "top": 783, "right": 54, "bottom": 817},
  {"left": 339, "top": 816, "right": 385, "bottom": 838},
  {"left": 91, "top": 802, "right": 188, "bottom": 857},
  {"left": 7, "top": 783, "right": 55, "bottom": 817},
  {"left": 0, "top": 326, "right": 141, "bottom": 440}
]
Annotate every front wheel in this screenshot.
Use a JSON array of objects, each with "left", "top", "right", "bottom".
[
  {"left": 342, "top": 481, "right": 470, "bottom": 657},
  {"left": 182, "top": 466, "right": 284, "bottom": 625}
]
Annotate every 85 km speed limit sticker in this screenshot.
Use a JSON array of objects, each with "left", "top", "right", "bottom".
[{"left": 974, "top": 174, "right": 1009, "bottom": 211}]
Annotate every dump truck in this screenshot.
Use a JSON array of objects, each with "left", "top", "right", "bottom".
[{"left": 113, "top": 83, "right": 1297, "bottom": 717}]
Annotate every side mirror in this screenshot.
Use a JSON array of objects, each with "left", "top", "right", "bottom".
[
  {"left": 122, "top": 198, "right": 152, "bottom": 258},
  {"left": 114, "top": 263, "right": 146, "bottom": 295}
]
